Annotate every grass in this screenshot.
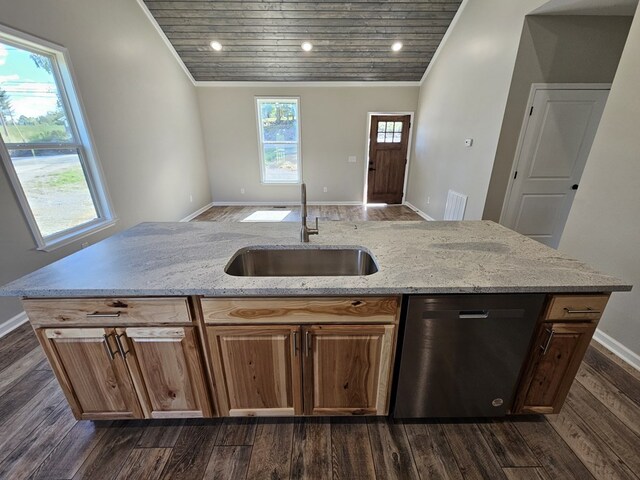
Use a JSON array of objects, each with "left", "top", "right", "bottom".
[
  {"left": 2, "top": 124, "right": 70, "bottom": 143},
  {"left": 31, "top": 166, "right": 86, "bottom": 191}
]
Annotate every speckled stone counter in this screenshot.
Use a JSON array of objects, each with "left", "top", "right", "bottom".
[{"left": 0, "top": 221, "right": 631, "bottom": 297}]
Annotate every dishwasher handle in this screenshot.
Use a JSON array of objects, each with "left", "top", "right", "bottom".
[{"left": 459, "top": 310, "right": 490, "bottom": 319}]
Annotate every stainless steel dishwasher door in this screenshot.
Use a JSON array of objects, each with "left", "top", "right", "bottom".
[{"left": 394, "top": 294, "right": 545, "bottom": 418}]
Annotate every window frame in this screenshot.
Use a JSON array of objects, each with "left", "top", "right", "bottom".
[
  {"left": 254, "top": 96, "right": 302, "bottom": 185},
  {"left": 0, "top": 24, "right": 115, "bottom": 251}
]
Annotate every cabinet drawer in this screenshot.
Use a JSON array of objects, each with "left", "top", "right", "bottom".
[
  {"left": 545, "top": 294, "right": 609, "bottom": 321},
  {"left": 201, "top": 297, "right": 400, "bottom": 325},
  {"left": 23, "top": 297, "right": 193, "bottom": 327}
]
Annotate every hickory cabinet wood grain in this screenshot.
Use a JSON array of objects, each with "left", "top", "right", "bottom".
[
  {"left": 513, "top": 294, "right": 609, "bottom": 415},
  {"left": 303, "top": 324, "right": 395, "bottom": 416},
  {"left": 207, "top": 325, "right": 302, "bottom": 417},
  {"left": 117, "top": 327, "right": 213, "bottom": 419},
  {"left": 38, "top": 328, "right": 143, "bottom": 420},
  {"left": 205, "top": 297, "right": 400, "bottom": 417},
  {"left": 26, "top": 298, "right": 213, "bottom": 420}
]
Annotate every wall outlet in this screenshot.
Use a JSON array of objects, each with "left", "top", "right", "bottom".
[
  {"left": 323, "top": 186, "right": 328, "bottom": 193},
  {"left": 465, "top": 138, "right": 474, "bottom": 147},
  {"left": 240, "top": 188, "right": 245, "bottom": 195},
  {"left": 189, "top": 194, "right": 193, "bottom": 203},
  {"left": 427, "top": 196, "right": 431, "bottom": 204},
  {"left": 348, "top": 155, "right": 357, "bottom": 163}
]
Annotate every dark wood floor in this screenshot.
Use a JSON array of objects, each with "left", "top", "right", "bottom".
[
  {"left": 1, "top": 324, "right": 639, "bottom": 479},
  {"left": 193, "top": 204, "right": 425, "bottom": 222}
]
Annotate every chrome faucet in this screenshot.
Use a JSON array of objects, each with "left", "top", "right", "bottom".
[{"left": 300, "top": 183, "right": 319, "bottom": 242}]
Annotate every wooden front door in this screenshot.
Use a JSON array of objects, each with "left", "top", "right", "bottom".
[
  {"left": 367, "top": 115, "right": 411, "bottom": 204},
  {"left": 118, "top": 327, "right": 213, "bottom": 419},
  {"left": 302, "top": 324, "right": 395, "bottom": 415},
  {"left": 208, "top": 325, "right": 302, "bottom": 416},
  {"left": 42, "top": 328, "right": 143, "bottom": 420}
]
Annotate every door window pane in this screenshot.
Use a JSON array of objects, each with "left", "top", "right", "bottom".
[{"left": 9, "top": 148, "right": 98, "bottom": 237}]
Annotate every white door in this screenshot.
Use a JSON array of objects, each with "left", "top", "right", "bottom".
[{"left": 502, "top": 88, "right": 608, "bottom": 248}]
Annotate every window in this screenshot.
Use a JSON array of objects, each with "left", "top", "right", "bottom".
[
  {"left": 0, "top": 26, "right": 114, "bottom": 250},
  {"left": 377, "top": 121, "right": 404, "bottom": 143},
  {"left": 255, "top": 97, "right": 301, "bottom": 184}
]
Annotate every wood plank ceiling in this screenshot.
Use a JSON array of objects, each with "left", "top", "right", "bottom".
[{"left": 142, "top": 0, "right": 463, "bottom": 82}]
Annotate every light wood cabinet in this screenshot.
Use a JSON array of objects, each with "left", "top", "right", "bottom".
[
  {"left": 513, "top": 322, "right": 596, "bottom": 414},
  {"left": 38, "top": 328, "right": 143, "bottom": 420},
  {"left": 302, "top": 324, "right": 395, "bottom": 416},
  {"left": 513, "top": 294, "right": 608, "bottom": 415},
  {"left": 208, "top": 325, "right": 302, "bottom": 416},
  {"left": 118, "top": 327, "right": 212, "bottom": 418},
  {"left": 27, "top": 298, "right": 214, "bottom": 420}
]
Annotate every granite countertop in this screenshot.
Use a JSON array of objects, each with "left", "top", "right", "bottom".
[{"left": 0, "top": 221, "right": 632, "bottom": 297}]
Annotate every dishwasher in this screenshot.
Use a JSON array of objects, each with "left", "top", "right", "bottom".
[{"left": 394, "top": 294, "right": 545, "bottom": 418}]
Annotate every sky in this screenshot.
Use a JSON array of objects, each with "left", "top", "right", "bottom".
[{"left": 0, "top": 41, "right": 60, "bottom": 118}]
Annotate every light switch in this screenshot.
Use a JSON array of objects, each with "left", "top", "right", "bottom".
[
  {"left": 465, "top": 138, "right": 474, "bottom": 147},
  {"left": 348, "top": 156, "right": 357, "bottom": 163}
]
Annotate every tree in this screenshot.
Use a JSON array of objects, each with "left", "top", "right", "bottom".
[
  {"left": 0, "top": 88, "right": 13, "bottom": 137},
  {"left": 30, "top": 53, "right": 52, "bottom": 73}
]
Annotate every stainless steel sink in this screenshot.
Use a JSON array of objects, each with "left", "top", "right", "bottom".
[{"left": 225, "top": 246, "right": 379, "bottom": 277}]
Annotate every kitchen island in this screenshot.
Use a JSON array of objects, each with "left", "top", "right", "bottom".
[{"left": 0, "top": 221, "right": 631, "bottom": 420}]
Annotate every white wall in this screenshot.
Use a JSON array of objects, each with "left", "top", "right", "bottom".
[
  {"left": 406, "top": 0, "right": 548, "bottom": 220},
  {"left": 559, "top": 4, "right": 640, "bottom": 358},
  {"left": 0, "top": 0, "right": 211, "bottom": 323},
  {"left": 197, "top": 86, "right": 419, "bottom": 203},
  {"left": 484, "top": 15, "right": 631, "bottom": 221}
]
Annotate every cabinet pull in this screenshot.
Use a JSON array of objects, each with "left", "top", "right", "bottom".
[
  {"left": 114, "top": 333, "right": 130, "bottom": 358},
  {"left": 87, "top": 312, "right": 121, "bottom": 318},
  {"left": 563, "top": 307, "right": 601, "bottom": 315},
  {"left": 459, "top": 310, "right": 489, "bottom": 319},
  {"left": 540, "top": 328, "right": 555, "bottom": 355},
  {"left": 304, "top": 331, "right": 311, "bottom": 357},
  {"left": 293, "top": 331, "right": 299, "bottom": 356},
  {"left": 102, "top": 334, "right": 118, "bottom": 360}
]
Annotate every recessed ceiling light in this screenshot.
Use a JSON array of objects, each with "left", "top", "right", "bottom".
[
  {"left": 210, "top": 41, "right": 222, "bottom": 51},
  {"left": 391, "top": 41, "right": 403, "bottom": 52},
  {"left": 301, "top": 41, "right": 313, "bottom": 52}
]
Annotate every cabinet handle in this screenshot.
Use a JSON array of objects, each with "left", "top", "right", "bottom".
[
  {"left": 102, "top": 334, "right": 118, "bottom": 360},
  {"left": 304, "top": 331, "right": 311, "bottom": 357},
  {"left": 293, "top": 331, "right": 299, "bottom": 356},
  {"left": 87, "top": 312, "right": 121, "bottom": 318},
  {"left": 540, "top": 328, "right": 555, "bottom": 355},
  {"left": 459, "top": 310, "right": 489, "bottom": 319},
  {"left": 114, "top": 333, "right": 130, "bottom": 358},
  {"left": 564, "top": 307, "right": 601, "bottom": 315}
]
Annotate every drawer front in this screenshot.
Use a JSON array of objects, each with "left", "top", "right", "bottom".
[
  {"left": 201, "top": 297, "right": 400, "bottom": 325},
  {"left": 23, "top": 298, "right": 192, "bottom": 327},
  {"left": 545, "top": 294, "right": 610, "bottom": 321}
]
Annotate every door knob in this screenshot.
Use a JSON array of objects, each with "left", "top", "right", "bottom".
[{"left": 571, "top": 184, "right": 579, "bottom": 190}]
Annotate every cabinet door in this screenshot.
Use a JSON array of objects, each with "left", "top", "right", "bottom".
[
  {"left": 118, "top": 327, "right": 213, "bottom": 418},
  {"left": 514, "top": 322, "right": 596, "bottom": 414},
  {"left": 302, "top": 324, "right": 395, "bottom": 416},
  {"left": 208, "top": 326, "right": 302, "bottom": 416},
  {"left": 41, "top": 328, "right": 143, "bottom": 420}
]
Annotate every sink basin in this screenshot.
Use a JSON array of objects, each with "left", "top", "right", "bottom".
[{"left": 225, "top": 246, "right": 379, "bottom": 277}]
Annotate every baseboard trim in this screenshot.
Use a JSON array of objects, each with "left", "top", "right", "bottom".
[
  {"left": 403, "top": 201, "right": 435, "bottom": 221},
  {"left": 593, "top": 329, "right": 640, "bottom": 372},
  {"left": 0, "top": 311, "right": 29, "bottom": 338},
  {"left": 210, "top": 201, "right": 363, "bottom": 207},
  {"left": 180, "top": 202, "right": 214, "bottom": 222}
]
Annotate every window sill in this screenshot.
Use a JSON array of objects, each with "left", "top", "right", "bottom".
[{"left": 37, "top": 218, "right": 118, "bottom": 252}]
